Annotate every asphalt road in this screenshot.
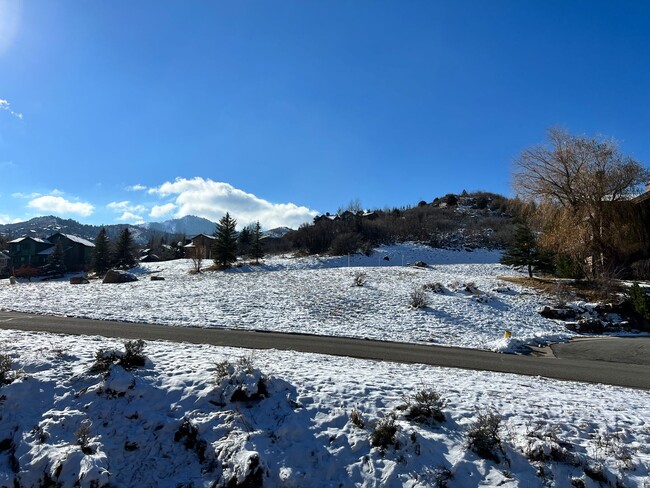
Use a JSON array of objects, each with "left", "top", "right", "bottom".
[
  {"left": 1, "top": 311, "right": 649, "bottom": 390},
  {"left": 550, "top": 337, "right": 650, "bottom": 365}
]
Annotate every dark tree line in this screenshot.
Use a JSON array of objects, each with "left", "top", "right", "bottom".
[
  {"left": 92, "top": 227, "right": 137, "bottom": 275},
  {"left": 212, "top": 213, "right": 265, "bottom": 269}
]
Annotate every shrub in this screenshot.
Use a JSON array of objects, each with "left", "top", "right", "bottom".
[
  {"left": 330, "top": 232, "right": 361, "bottom": 256},
  {"left": 215, "top": 360, "right": 233, "bottom": 382},
  {"left": 463, "top": 282, "right": 480, "bottom": 294},
  {"left": 214, "top": 356, "right": 268, "bottom": 403},
  {"left": 174, "top": 417, "right": 208, "bottom": 464},
  {"left": 352, "top": 271, "right": 367, "bottom": 287},
  {"left": 350, "top": 408, "right": 365, "bottom": 429},
  {"left": 0, "top": 354, "right": 13, "bottom": 386},
  {"left": 422, "top": 282, "right": 446, "bottom": 294},
  {"left": 625, "top": 283, "right": 650, "bottom": 320},
  {"left": 630, "top": 258, "right": 650, "bottom": 280},
  {"left": 90, "top": 349, "right": 117, "bottom": 374},
  {"left": 398, "top": 388, "right": 446, "bottom": 423},
  {"left": 371, "top": 414, "right": 398, "bottom": 451},
  {"left": 409, "top": 288, "right": 428, "bottom": 309},
  {"left": 13, "top": 264, "right": 41, "bottom": 281},
  {"left": 121, "top": 339, "right": 146, "bottom": 369},
  {"left": 75, "top": 420, "right": 94, "bottom": 455},
  {"left": 466, "top": 410, "right": 503, "bottom": 463},
  {"left": 90, "top": 340, "right": 147, "bottom": 374},
  {"left": 523, "top": 422, "right": 578, "bottom": 465},
  {"left": 555, "top": 254, "right": 584, "bottom": 279}
]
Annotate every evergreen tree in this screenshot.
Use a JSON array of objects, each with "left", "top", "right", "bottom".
[
  {"left": 237, "top": 225, "right": 252, "bottom": 256},
  {"left": 500, "top": 222, "right": 552, "bottom": 278},
  {"left": 113, "top": 227, "right": 137, "bottom": 268},
  {"left": 44, "top": 240, "right": 66, "bottom": 277},
  {"left": 250, "top": 221, "right": 264, "bottom": 264},
  {"left": 213, "top": 212, "right": 238, "bottom": 268},
  {"left": 92, "top": 227, "right": 111, "bottom": 275}
]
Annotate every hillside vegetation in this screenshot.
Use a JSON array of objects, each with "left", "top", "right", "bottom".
[{"left": 273, "top": 191, "right": 518, "bottom": 256}]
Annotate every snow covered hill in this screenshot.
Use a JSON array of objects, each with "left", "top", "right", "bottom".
[
  {"left": 0, "top": 330, "right": 648, "bottom": 487},
  {"left": 1, "top": 244, "right": 649, "bottom": 486},
  {"left": 0, "top": 244, "right": 574, "bottom": 353}
]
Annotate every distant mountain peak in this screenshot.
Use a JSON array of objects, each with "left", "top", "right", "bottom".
[{"left": 138, "top": 215, "right": 216, "bottom": 237}]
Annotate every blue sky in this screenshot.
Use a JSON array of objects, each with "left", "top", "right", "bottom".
[{"left": 1, "top": 1, "right": 649, "bottom": 229}]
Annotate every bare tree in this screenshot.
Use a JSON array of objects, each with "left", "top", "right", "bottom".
[
  {"left": 191, "top": 245, "right": 205, "bottom": 274},
  {"left": 513, "top": 127, "right": 649, "bottom": 277}
]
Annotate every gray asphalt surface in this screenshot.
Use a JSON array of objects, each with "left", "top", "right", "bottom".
[
  {"left": 550, "top": 337, "right": 650, "bottom": 365},
  {"left": 1, "top": 311, "right": 649, "bottom": 390}
]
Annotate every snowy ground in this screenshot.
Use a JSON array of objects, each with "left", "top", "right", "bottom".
[
  {"left": 0, "top": 330, "right": 648, "bottom": 487},
  {"left": 0, "top": 245, "right": 578, "bottom": 353}
]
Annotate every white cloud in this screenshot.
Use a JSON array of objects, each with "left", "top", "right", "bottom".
[
  {"left": 150, "top": 203, "right": 177, "bottom": 219},
  {"left": 107, "top": 201, "right": 146, "bottom": 223},
  {"left": 0, "top": 98, "right": 23, "bottom": 120},
  {"left": 27, "top": 195, "right": 94, "bottom": 217},
  {"left": 149, "top": 177, "right": 318, "bottom": 229},
  {"left": 0, "top": 161, "right": 16, "bottom": 169},
  {"left": 13, "top": 188, "right": 63, "bottom": 199},
  {"left": 117, "top": 211, "right": 144, "bottom": 224},
  {"left": 0, "top": 214, "right": 14, "bottom": 225},
  {"left": 126, "top": 184, "right": 147, "bottom": 192},
  {"left": 107, "top": 201, "right": 146, "bottom": 213},
  {"left": 12, "top": 191, "right": 41, "bottom": 199}
]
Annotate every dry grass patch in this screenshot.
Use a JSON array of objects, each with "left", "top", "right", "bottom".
[{"left": 498, "top": 276, "right": 625, "bottom": 303}]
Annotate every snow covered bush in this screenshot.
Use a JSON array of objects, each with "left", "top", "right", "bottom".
[
  {"left": 90, "top": 339, "right": 147, "bottom": 374},
  {"left": 466, "top": 409, "right": 503, "bottom": 463},
  {"left": 371, "top": 414, "right": 399, "bottom": 451},
  {"left": 397, "top": 387, "right": 446, "bottom": 424},
  {"left": 448, "top": 281, "right": 481, "bottom": 294},
  {"left": 0, "top": 354, "right": 13, "bottom": 386},
  {"left": 422, "top": 282, "right": 446, "bottom": 294},
  {"left": 174, "top": 417, "right": 208, "bottom": 464},
  {"left": 213, "top": 356, "right": 269, "bottom": 404},
  {"left": 350, "top": 408, "right": 365, "bottom": 429},
  {"left": 352, "top": 271, "right": 367, "bottom": 287},
  {"left": 75, "top": 420, "right": 94, "bottom": 455},
  {"left": 521, "top": 422, "right": 579, "bottom": 466},
  {"left": 409, "top": 288, "right": 428, "bottom": 309},
  {"left": 121, "top": 339, "right": 147, "bottom": 369}
]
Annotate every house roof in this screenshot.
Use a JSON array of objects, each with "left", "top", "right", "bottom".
[
  {"left": 9, "top": 237, "right": 51, "bottom": 244},
  {"left": 190, "top": 233, "right": 216, "bottom": 240},
  {"left": 632, "top": 190, "right": 650, "bottom": 205},
  {"left": 49, "top": 233, "right": 95, "bottom": 248},
  {"left": 0, "top": 252, "right": 9, "bottom": 260}
]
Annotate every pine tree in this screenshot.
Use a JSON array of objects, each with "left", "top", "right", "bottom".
[
  {"left": 250, "top": 221, "right": 264, "bottom": 264},
  {"left": 500, "top": 222, "right": 552, "bottom": 278},
  {"left": 213, "top": 213, "right": 238, "bottom": 268},
  {"left": 45, "top": 240, "right": 66, "bottom": 277},
  {"left": 92, "top": 227, "right": 111, "bottom": 275},
  {"left": 113, "top": 227, "right": 136, "bottom": 268},
  {"left": 237, "top": 225, "right": 252, "bottom": 256}
]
